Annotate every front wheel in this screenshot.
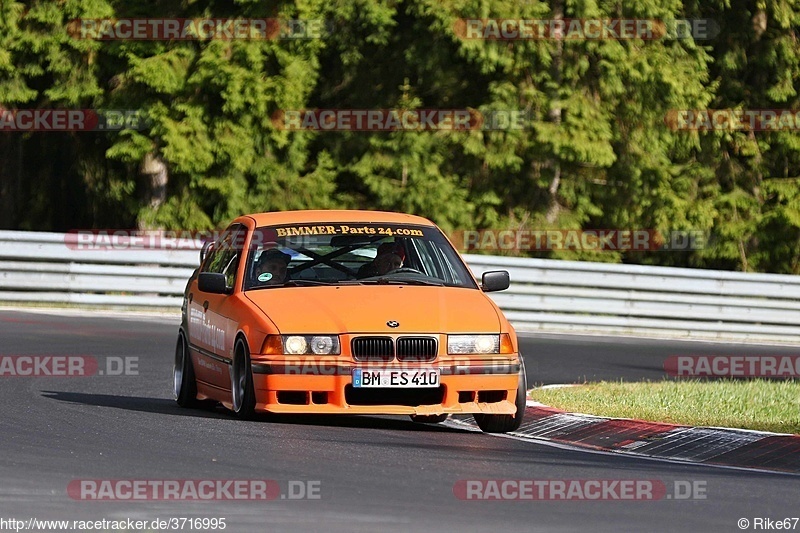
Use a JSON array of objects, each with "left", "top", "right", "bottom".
[
  {"left": 174, "top": 331, "right": 199, "bottom": 408},
  {"left": 231, "top": 339, "right": 256, "bottom": 420},
  {"left": 474, "top": 357, "right": 527, "bottom": 433}
]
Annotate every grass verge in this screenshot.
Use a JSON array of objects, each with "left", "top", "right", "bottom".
[{"left": 528, "top": 379, "right": 800, "bottom": 435}]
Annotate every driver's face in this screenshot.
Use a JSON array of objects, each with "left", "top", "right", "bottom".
[
  {"left": 375, "top": 253, "right": 403, "bottom": 275},
  {"left": 256, "top": 260, "right": 287, "bottom": 284}
]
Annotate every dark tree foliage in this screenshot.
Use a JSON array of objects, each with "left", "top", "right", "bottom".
[{"left": 1, "top": 0, "right": 799, "bottom": 272}]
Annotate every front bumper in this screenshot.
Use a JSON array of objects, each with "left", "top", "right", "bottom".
[{"left": 249, "top": 356, "right": 521, "bottom": 415}]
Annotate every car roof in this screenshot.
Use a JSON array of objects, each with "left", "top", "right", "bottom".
[{"left": 241, "top": 210, "right": 437, "bottom": 227}]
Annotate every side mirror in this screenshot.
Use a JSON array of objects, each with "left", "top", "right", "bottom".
[
  {"left": 481, "top": 270, "right": 510, "bottom": 292},
  {"left": 198, "top": 272, "right": 229, "bottom": 294},
  {"left": 200, "top": 241, "right": 214, "bottom": 265}
]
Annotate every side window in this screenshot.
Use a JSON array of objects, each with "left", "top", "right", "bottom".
[
  {"left": 200, "top": 224, "right": 245, "bottom": 289},
  {"left": 409, "top": 238, "right": 461, "bottom": 285},
  {"left": 411, "top": 239, "right": 438, "bottom": 277}
]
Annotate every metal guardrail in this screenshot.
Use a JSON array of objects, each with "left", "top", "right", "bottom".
[
  {"left": 1, "top": 230, "right": 798, "bottom": 342},
  {"left": 0, "top": 231, "right": 197, "bottom": 308}
]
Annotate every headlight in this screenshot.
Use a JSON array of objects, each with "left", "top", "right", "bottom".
[
  {"left": 284, "top": 336, "right": 308, "bottom": 354},
  {"left": 448, "top": 334, "right": 500, "bottom": 354},
  {"left": 282, "top": 335, "right": 340, "bottom": 355},
  {"left": 310, "top": 336, "right": 336, "bottom": 355}
]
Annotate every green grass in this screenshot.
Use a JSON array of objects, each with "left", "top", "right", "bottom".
[{"left": 528, "top": 379, "right": 800, "bottom": 435}]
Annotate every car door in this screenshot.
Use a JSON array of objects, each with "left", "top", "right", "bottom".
[{"left": 188, "top": 223, "right": 245, "bottom": 390}]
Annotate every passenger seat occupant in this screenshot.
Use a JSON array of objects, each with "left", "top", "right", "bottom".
[
  {"left": 253, "top": 249, "right": 291, "bottom": 285},
  {"left": 358, "top": 243, "right": 404, "bottom": 278}
]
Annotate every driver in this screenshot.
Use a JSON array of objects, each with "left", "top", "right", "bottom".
[
  {"left": 253, "top": 249, "right": 291, "bottom": 286},
  {"left": 358, "top": 242, "right": 404, "bottom": 278}
]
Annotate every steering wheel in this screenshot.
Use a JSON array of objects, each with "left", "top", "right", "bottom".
[{"left": 387, "top": 267, "right": 424, "bottom": 275}]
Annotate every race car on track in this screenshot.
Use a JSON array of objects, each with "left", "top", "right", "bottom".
[{"left": 173, "top": 210, "right": 526, "bottom": 433}]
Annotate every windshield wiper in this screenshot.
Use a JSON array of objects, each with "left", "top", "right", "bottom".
[
  {"left": 248, "top": 280, "right": 332, "bottom": 291},
  {"left": 369, "top": 277, "right": 444, "bottom": 286},
  {"left": 282, "top": 280, "right": 334, "bottom": 286}
]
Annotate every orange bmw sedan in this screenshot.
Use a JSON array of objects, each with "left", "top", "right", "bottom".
[{"left": 174, "top": 210, "right": 526, "bottom": 433}]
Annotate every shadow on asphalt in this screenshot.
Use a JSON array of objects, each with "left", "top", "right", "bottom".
[
  {"left": 40, "top": 390, "right": 465, "bottom": 432},
  {"left": 39, "top": 392, "right": 795, "bottom": 477}
]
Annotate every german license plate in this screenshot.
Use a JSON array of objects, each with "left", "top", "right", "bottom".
[{"left": 352, "top": 368, "right": 440, "bottom": 388}]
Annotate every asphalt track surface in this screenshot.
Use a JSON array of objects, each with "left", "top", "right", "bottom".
[{"left": 1, "top": 309, "right": 799, "bottom": 532}]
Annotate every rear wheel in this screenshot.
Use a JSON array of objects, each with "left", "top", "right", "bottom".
[
  {"left": 410, "top": 414, "right": 449, "bottom": 424},
  {"left": 231, "top": 339, "right": 256, "bottom": 420},
  {"left": 474, "top": 357, "right": 527, "bottom": 433},
  {"left": 174, "top": 331, "right": 199, "bottom": 408}
]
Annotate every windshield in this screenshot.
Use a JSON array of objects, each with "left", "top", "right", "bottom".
[{"left": 243, "top": 222, "right": 477, "bottom": 290}]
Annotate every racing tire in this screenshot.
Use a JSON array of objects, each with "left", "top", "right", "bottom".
[
  {"left": 410, "top": 414, "right": 449, "bottom": 424},
  {"left": 232, "top": 339, "right": 257, "bottom": 420},
  {"left": 174, "top": 331, "right": 200, "bottom": 408},
  {"left": 474, "top": 357, "right": 527, "bottom": 434}
]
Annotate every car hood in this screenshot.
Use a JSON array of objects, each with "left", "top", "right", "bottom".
[{"left": 244, "top": 285, "right": 501, "bottom": 334}]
